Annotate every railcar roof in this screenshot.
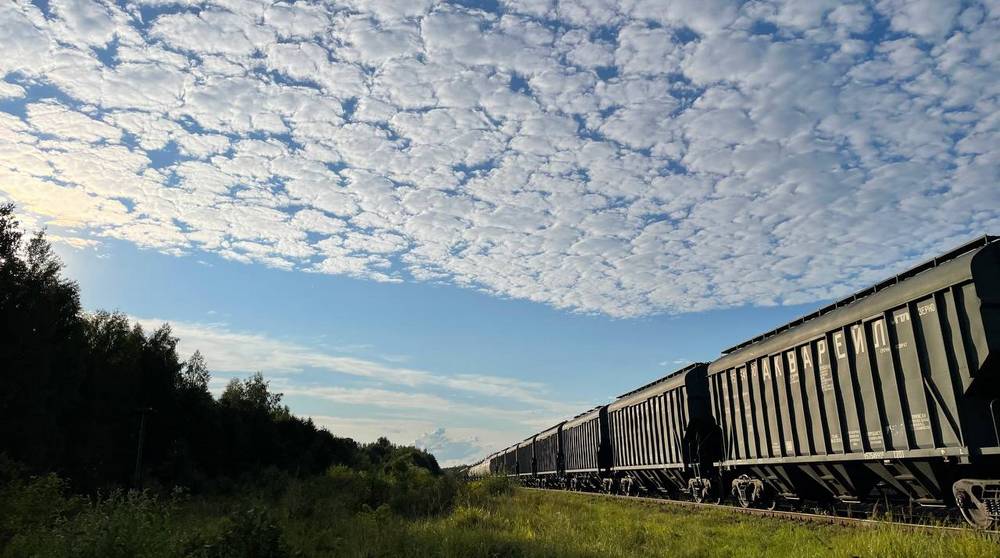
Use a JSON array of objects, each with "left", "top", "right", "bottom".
[
  {"left": 614, "top": 362, "right": 705, "bottom": 400},
  {"left": 721, "top": 234, "right": 998, "bottom": 355},
  {"left": 536, "top": 421, "right": 564, "bottom": 439}
]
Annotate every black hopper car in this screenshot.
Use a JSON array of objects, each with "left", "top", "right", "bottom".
[{"left": 468, "top": 235, "right": 1000, "bottom": 528}]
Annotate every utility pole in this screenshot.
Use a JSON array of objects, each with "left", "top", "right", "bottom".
[{"left": 133, "top": 407, "right": 152, "bottom": 489}]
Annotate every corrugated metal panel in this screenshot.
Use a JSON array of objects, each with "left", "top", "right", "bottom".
[
  {"left": 710, "top": 240, "right": 1000, "bottom": 467},
  {"left": 516, "top": 439, "right": 534, "bottom": 475},
  {"left": 563, "top": 408, "right": 602, "bottom": 472},
  {"left": 607, "top": 364, "right": 709, "bottom": 470},
  {"left": 503, "top": 446, "right": 517, "bottom": 475},
  {"left": 534, "top": 425, "right": 562, "bottom": 475},
  {"left": 816, "top": 337, "right": 843, "bottom": 454}
]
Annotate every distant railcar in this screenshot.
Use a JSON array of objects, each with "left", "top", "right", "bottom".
[
  {"left": 560, "top": 406, "right": 610, "bottom": 490},
  {"left": 502, "top": 445, "right": 517, "bottom": 475},
  {"left": 606, "top": 363, "right": 720, "bottom": 499},
  {"left": 488, "top": 451, "right": 504, "bottom": 475},
  {"left": 516, "top": 437, "right": 535, "bottom": 478},
  {"left": 708, "top": 235, "right": 1000, "bottom": 526},
  {"left": 467, "top": 458, "right": 490, "bottom": 478},
  {"left": 533, "top": 423, "right": 563, "bottom": 486}
]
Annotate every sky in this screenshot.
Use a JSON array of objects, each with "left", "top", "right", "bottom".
[{"left": 0, "top": 0, "right": 997, "bottom": 466}]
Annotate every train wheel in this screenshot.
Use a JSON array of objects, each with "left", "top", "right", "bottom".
[
  {"left": 732, "top": 474, "right": 768, "bottom": 508},
  {"left": 954, "top": 480, "right": 998, "bottom": 530},
  {"left": 692, "top": 487, "right": 705, "bottom": 504},
  {"left": 957, "top": 496, "right": 996, "bottom": 530}
]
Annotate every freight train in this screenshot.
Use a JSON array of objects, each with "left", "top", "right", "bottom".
[{"left": 468, "top": 235, "right": 1000, "bottom": 529}]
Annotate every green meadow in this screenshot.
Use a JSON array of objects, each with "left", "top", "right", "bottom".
[{"left": 3, "top": 472, "right": 997, "bottom": 558}]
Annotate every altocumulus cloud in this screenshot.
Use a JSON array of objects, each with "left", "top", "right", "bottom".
[{"left": 1, "top": 0, "right": 998, "bottom": 317}]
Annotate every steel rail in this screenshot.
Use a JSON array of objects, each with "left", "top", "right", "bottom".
[{"left": 522, "top": 487, "right": 998, "bottom": 536}]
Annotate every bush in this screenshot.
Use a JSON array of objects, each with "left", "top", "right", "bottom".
[
  {"left": 0, "top": 471, "right": 82, "bottom": 547},
  {"left": 386, "top": 464, "right": 458, "bottom": 518},
  {"left": 2, "top": 487, "right": 181, "bottom": 558},
  {"left": 281, "top": 462, "right": 459, "bottom": 522},
  {"left": 458, "top": 476, "right": 514, "bottom": 508},
  {"left": 282, "top": 468, "right": 361, "bottom": 520},
  {"left": 184, "top": 508, "right": 289, "bottom": 558}
]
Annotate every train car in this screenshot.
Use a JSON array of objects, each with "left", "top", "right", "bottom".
[
  {"left": 468, "top": 458, "right": 491, "bottom": 478},
  {"left": 488, "top": 451, "right": 504, "bottom": 475},
  {"left": 502, "top": 444, "right": 518, "bottom": 476},
  {"left": 561, "top": 406, "right": 610, "bottom": 490},
  {"left": 708, "top": 235, "right": 1000, "bottom": 527},
  {"left": 534, "top": 423, "right": 564, "bottom": 486},
  {"left": 606, "top": 363, "right": 720, "bottom": 499},
  {"left": 516, "top": 437, "right": 535, "bottom": 478}
]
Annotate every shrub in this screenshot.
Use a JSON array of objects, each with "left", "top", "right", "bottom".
[
  {"left": 386, "top": 464, "right": 458, "bottom": 518},
  {"left": 3, "top": 488, "right": 180, "bottom": 558},
  {"left": 281, "top": 470, "right": 360, "bottom": 520},
  {"left": 0, "top": 472, "right": 82, "bottom": 546},
  {"left": 458, "top": 476, "right": 514, "bottom": 509},
  {"left": 184, "top": 508, "right": 289, "bottom": 558}
]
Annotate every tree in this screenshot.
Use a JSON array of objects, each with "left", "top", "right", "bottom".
[
  {"left": 181, "top": 351, "right": 211, "bottom": 392},
  {"left": 0, "top": 202, "right": 22, "bottom": 269},
  {"left": 0, "top": 203, "right": 411, "bottom": 491},
  {"left": 221, "top": 372, "right": 287, "bottom": 417}
]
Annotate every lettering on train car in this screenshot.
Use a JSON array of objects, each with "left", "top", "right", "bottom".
[
  {"left": 817, "top": 340, "right": 834, "bottom": 392},
  {"left": 867, "top": 429, "right": 884, "bottom": 447},
  {"left": 800, "top": 346, "right": 813, "bottom": 372},
  {"left": 848, "top": 430, "right": 863, "bottom": 446},
  {"left": 862, "top": 450, "right": 907, "bottom": 461},
  {"left": 872, "top": 319, "right": 889, "bottom": 354},
  {"left": 850, "top": 324, "right": 865, "bottom": 354},
  {"left": 786, "top": 351, "right": 798, "bottom": 384},
  {"left": 911, "top": 413, "right": 932, "bottom": 432},
  {"left": 833, "top": 331, "right": 847, "bottom": 359}
]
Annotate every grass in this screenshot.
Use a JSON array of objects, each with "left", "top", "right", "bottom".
[
  {"left": 2, "top": 472, "right": 998, "bottom": 557},
  {"left": 425, "top": 489, "right": 1000, "bottom": 558}
]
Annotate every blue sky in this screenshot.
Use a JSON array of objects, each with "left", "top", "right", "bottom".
[{"left": 1, "top": 0, "right": 997, "bottom": 465}]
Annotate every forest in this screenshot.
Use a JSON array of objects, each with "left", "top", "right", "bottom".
[{"left": 0, "top": 202, "right": 458, "bottom": 557}]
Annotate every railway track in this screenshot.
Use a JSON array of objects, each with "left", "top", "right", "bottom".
[{"left": 523, "top": 487, "right": 999, "bottom": 537}]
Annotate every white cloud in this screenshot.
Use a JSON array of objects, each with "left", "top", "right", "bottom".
[
  {"left": 0, "top": 0, "right": 996, "bottom": 319},
  {"left": 26, "top": 102, "right": 122, "bottom": 143},
  {"left": 414, "top": 427, "right": 488, "bottom": 467},
  {"left": 124, "top": 315, "right": 572, "bottom": 460},
  {"left": 308, "top": 418, "right": 503, "bottom": 466},
  {"left": 132, "top": 316, "right": 574, "bottom": 413}
]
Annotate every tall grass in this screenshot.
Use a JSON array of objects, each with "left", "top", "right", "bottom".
[{"left": 2, "top": 472, "right": 995, "bottom": 557}]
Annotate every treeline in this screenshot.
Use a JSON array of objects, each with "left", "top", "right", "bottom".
[{"left": 0, "top": 203, "right": 439, "bottom": 493}]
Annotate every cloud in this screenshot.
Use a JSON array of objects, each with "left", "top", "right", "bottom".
[
  {"left": 308, "top": 418, "right": 499, "bottom": 466},
  {"left": 311, "top": 415, "right": 437, "bottom": 445},
  {"left": 414, "top": 428, "right": 485, "bottom": 467},
  {"left": 0, "top": 0, "right": 997, "bottom": 318},
  {"left": 134, "top": 318, "right": 576, "bottom": 421},
  {"left": 128, "top": 315, "right": 570, "bottom": 461}
]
